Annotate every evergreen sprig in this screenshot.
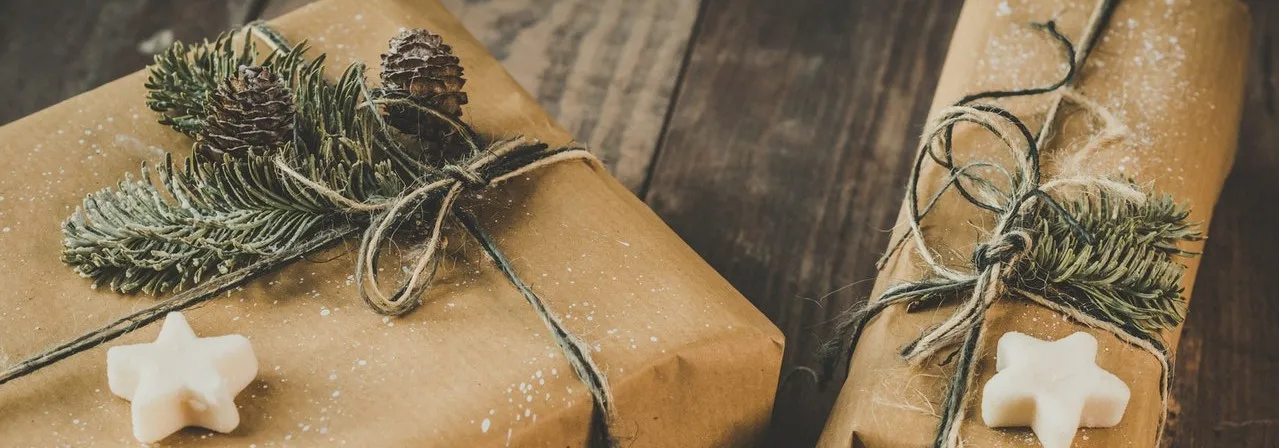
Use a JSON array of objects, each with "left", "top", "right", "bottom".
[
  {"left": 1015, "top": 188, "right": 1201, "bottom": 334},
  {"left": 70, "top": 29, "right": 413, "bottom": 294},
  {"left": 61, "top": 146, "right": 407, "bottom": 294}
]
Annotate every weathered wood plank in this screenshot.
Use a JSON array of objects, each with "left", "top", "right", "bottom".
[
  {"left": 1165, "top": 1, "right": 1279, "bottom": 446},
  {"left": 642, "top": 0, "right": 965, "bottom": 443},
  {"left": 262, "top": 0, "right": 701, "bottom": 192},
  {"left": 0, "top": 0, "right": 257, "bottom": 126}
]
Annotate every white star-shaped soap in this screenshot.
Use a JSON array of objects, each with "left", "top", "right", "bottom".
[
  {"left": 107, "top": 312, "right": 257, "bottom": 443},
  {"left": 981, "top": 331, "right": 1130, "bottom": 448}
]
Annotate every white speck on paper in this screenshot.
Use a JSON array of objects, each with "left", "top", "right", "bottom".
[
  {"left": 114, "top": 134, "right": 168, "bottom": 159},
  {"left": 995, "top": 1, "right": 1011, "bottom": 16},
  {"left": 481, "top": 418, "right": 491, "bottom": 433}
]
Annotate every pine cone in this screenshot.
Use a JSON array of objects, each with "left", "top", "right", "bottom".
[
  {"left": 198, "top": 66, "right": 295, "bottom": 159},
  {"left": 379, "top": 28, "right": 469, "bottom": 141}
]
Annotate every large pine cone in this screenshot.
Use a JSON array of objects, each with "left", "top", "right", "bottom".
[
  {"left": 380, "top": 29, "right": 469, "bottom": 142},
  {"left": 198, "top": 66, "right": 295, "bottom": 159}
]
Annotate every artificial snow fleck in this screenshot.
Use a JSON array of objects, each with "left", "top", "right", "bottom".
[{"left": 996, "top": 1, "right": 1011, "bottom": 16}]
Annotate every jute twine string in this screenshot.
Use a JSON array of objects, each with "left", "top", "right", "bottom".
[
  {"left": 272, "top": 133, "right": 596, "bottom": 315},
  {"left": 824, "top": 1, "right": 1177, "bottom": 446}
]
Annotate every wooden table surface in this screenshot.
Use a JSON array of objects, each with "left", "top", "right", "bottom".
[{"left": 1, "top": 0, "right": 1276, "bottom": 446}]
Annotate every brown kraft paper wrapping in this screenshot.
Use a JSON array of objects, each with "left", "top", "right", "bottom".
[
  {"left": 818, "top": 0, "right": 1248, "bottom": 447},
  {"left": 0, "top": 0, "right": 784, "bottom": 445}
]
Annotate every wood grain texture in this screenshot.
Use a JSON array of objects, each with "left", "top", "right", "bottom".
[
  {"left": 642, "top": 0, "right": 965, "bottom": 444},
  {"left": 1165, "top": 1, "right": 1279, "bottom": 446},
  {"left": 0, "top": 0, "right": 257, "bottom": 126},
  {"left": 262, "top": 0, "right": 700, "bottom": 191}
]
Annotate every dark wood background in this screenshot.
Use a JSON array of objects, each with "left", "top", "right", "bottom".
[{"left": 1, "top": 0, "right": 1275, "bottom": 446}]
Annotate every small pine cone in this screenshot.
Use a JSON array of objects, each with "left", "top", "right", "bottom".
[
  {"left": 380, "top": 29, "right": 469, "bottom": 141},
  {"left": 198, "top": 66, "right": 295, "bottom": 159}
]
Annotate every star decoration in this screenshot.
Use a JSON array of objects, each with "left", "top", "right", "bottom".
[
  {"left": 981, "top": 331, "right": 1130, "bottom": 448},
  {"left": 106, "top": 312, "right": 257, "bottom": 443}
]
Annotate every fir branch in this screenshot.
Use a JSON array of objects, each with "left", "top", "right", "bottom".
[
  {"left": 290, "top": 59, "right": 378, "bottom": 162},
  {"left": 60, "top": 147, "right": 403, "bottom": 295},
  {"left": 107, "top": 29, "right": 416, "bottom": 294},
  {"left": 1016, "top": 188, "right": 1202, "bottom": 334}
]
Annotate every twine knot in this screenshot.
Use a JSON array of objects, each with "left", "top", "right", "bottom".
[
  {"left": 972, "top": 230, "right": 1032, "bottom": 271},
  {"left": 273, "top": 136, "right": 597, "bottom": 316},
  {"left": 442, "top": 164, "right": 490, "bottom": 188}
]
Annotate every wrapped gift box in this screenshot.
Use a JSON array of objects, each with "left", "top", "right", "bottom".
[
  {"left": 817, "top": 0, "right": 1249, "bottom": 446},
  {"left": 0, "top": 0, "right": 784, "bottom": 445}
]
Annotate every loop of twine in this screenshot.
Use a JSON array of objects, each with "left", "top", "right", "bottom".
[
  {"left": 971, "top": 230, "right": 1031, "bottom": 272},
  {"left": 825, "top": 1, "right": 1178, "bottom": 447},
  {"left": 273, "top": 138, "right": 597, "bottom": 316},
  {"left": 275, "top": 133, "right": 612, "bottom": 445},
  {"left": 258, "top": 26, "right": 616, "bottom": 444}
]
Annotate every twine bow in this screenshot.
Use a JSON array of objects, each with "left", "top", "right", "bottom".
[
  {"left": 255, "top": 22, "right": 618, "bottom": 444},
  {"left": 273, "top": 106, "right": 619, "bottom": 446},
  {"left": 823, "top": 1, "right": 1183, "bottom": 447},
  {"left": 275, "top": 133, "right": 595, "bottom": 315}
]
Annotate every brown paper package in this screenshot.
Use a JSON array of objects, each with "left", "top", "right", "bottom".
[
  {"left": 817, "top": 0, "right": 1249, "bottom": 447},
  {"left": 0, "top": 0, "right": 784, "bottom": 445}
]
